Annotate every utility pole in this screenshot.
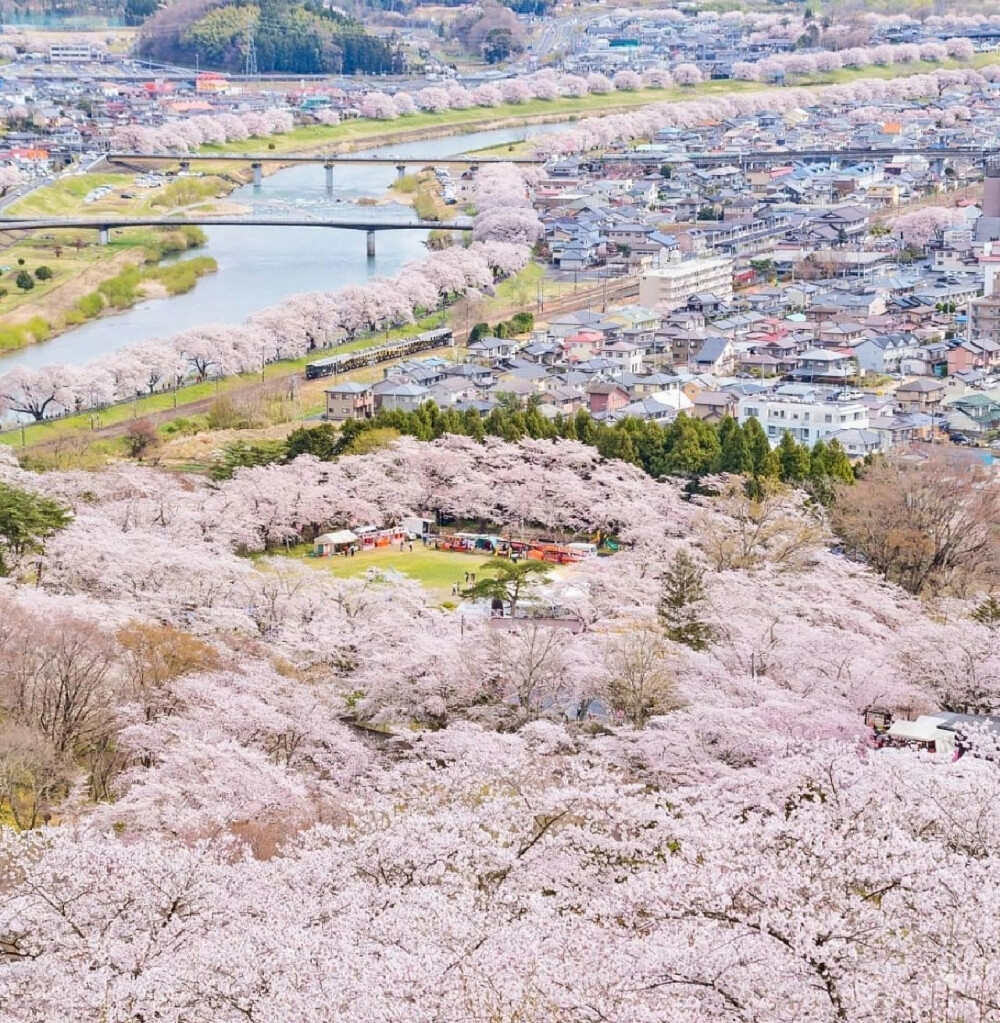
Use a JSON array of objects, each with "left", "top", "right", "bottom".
[{"left": 244, "top": 34, "right": 258, "bottom": 79}]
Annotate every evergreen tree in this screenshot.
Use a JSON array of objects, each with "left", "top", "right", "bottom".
[
  {"left": 776, "top": 430, "right": 811, "bottom": 482},
  {"left": 824, "top": 439, "right": 856, "bottom": 483},
  {"left": 573, "top": 408, "right": 596, "bottom": 445},
  {"left": 716, "top": 416, "right": 751, "bottom": 474},
  {"left": 743, "top": 417, "right": 778, "bottom": 477},
  {"left": 663, "top": 415, "right": 720, "bottom": 476},
  {"left": 596, "top": 428, "right": 637, "bottom": 464},
  {"left": 658, "top": 548, "right": 713, "bottom": 650},
  {"left": 972, "top": 595, "right": 1000, "bottom": 629},
  {"left": 0, "top": 482, "right": 70, "bottom": 577}
]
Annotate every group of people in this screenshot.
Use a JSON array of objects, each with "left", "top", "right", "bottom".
[{"left": 451, "top": 572, "right": 477, "bottom": 597}]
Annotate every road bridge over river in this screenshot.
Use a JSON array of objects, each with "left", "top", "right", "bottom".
[
  {"left": 626, "top": 146, "right": 1000, "bottom": 168},
  {"left": 0, "top": 216, "right": 472, "bottom": 256},
  {"left": 104, "top": 151, "right": 540, "bottom": 187}
]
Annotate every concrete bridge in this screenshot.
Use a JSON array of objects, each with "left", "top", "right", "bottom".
[
  {"left": 649, "top": 146, "right": 1000, "bottom": 168},
  {"left": 105, "top": 151, "right": 539, "bottom": 188},
  {"left": 0, "top": 215, "right": 473, "bottom": 257}
]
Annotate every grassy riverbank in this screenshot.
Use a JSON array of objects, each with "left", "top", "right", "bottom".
[
  {"left": 189, "top": 53, "right": 996, "bottom": 162},
  {"left": 391, "top": 171, "right": 453, "bottom": 222},
  {"left": 0, "top": 223, "right": 216, "bottom": 348},
  {"left": 0, "top": 261, "right": 575, "bottom": 459}
]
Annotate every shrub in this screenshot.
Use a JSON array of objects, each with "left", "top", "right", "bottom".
[
  {"left": 34, "top": 266, "right": 53, "bottom": 281},
  {"left": 124, "top": 418, "right": 160, "bottom": 459}
]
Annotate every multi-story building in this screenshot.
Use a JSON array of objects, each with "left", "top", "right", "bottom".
[
  {"left": 738, "top": 384, "right": 869, "bottom": 446},
  {"left": 639, "top": 256, "right": 734, "bottom": 312},
  {"left": 324, "top": 382, "right": 374, "bottom": 421}
]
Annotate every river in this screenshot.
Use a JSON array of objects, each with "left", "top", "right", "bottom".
[{"left": 0, "top": 123, "right": 565, "bottom": 373}]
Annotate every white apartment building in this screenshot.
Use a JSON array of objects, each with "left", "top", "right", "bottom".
[
  {"left": 738, "top": 384, "right": 869, "bottom": 447},
  {"left": 638, "top": 256, "right": 734, "bottom": 311},
  {"left": 48, "top": 44, "right": 100, "bottom": 62}
]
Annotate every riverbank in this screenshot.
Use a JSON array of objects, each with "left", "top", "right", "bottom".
[
  {"left": 0, "top": 261, "right": 611, "bottom": 464},
  {"left": 0, "top": 223, "right": 217, "bottom": 351},
  {"left": 187, "top": 51, "right": 996, "bottom": 163}
]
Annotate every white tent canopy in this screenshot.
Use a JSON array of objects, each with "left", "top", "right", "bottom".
[
  {"left": 315, "top": 530, "right": 358, "bottom": 546},
  {"left": 887, "top": 715, "right": 955, "bottom": 753}
]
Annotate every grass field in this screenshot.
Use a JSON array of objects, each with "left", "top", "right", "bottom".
[
  {"left": 799, "top": 52, "right": 1000, "bottom": 86},
  {"left": 292, "top": 543, "right": 487, "bottom": 598}
]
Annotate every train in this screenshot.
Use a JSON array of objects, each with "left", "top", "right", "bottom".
[{"left": 305, "top": 328, "right": 454, "bottom": 380}]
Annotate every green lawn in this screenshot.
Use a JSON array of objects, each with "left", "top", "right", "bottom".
[
  {"left": 5, "top": 173, "right": 134, "bottom": 217},
  {"left": 290, "top": 543, "right": 488, "bottom": 597},
  {"left": 799, "top": 52, "right": 1000, "bottom": 86}
]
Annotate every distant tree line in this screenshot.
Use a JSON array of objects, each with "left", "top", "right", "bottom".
[
  {"left": 137, "top": 0, "right": 403, "bottom": 75},
  {"left": 215, "top": 401, "right": 856, "bottom": 500}
]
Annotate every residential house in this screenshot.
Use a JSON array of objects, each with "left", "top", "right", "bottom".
[
  {"left": 693, "top": 338, "right": 736, "bottom": 375},
  {"left": 325, "top": 382, "right": 374, "bottom": 421},
  {"left": 587, "top": 383, "right": 631, "bottom": 417},
  {"left": 942, "top": 392, "right": 1000, "bottom": 433},
  {"left": 790, "top": 348, "right": 857, "bottom": 384},
  {"left": 372, "top": 381, "right": 429, "bottom": 413},
  {"left": 467, "top": 336, "right": 517, "bottom": 367},
  {"left": 895, "top": 377, "right": 948, "bottom": 413},
  {"left": 540, "top": 386, "right": 584, "bottom": 415},
  {"left": 853, "top": 334, "right": 919, "bottom": 375},
  {"left": 601, "top": 340, "right": 644, "bottom": 375},
  {"left": 899, "top": 343, "right": 950, "bottom": 377},
  {"left": 947, "top": 338, "right": 1000, "bottom": 376},
  {"left": 827, "top": 428, "right": 886, "bottom": 458},
  {"left": 561, "top": 329, "right": 603, "bottom": 363},
  {"left": 691, "top": 389, "right": 740, "bottom": 422},
  {"left": 428, "top": 377, "right": 475, "bottom": 407},
  {"left": 613, "top": 395, "right": 678, "bottom": 424}
]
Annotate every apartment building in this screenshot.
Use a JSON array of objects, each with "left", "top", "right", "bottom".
[
  {"left": 738, "top": 384, "right": 869, "bottom": 446},
  {"left": 639, "top": 256, "right": 734, "bottom": 312}
]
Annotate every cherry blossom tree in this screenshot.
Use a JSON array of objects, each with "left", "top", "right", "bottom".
[
  {"left": 672, "top": 63, "right": 704, "bottom": 86},
  {"left": 586, "top": 72, "right": 614, "bottom": 94},
  {"left": 946, "top": 37, "right": 976, "bottom": 61},
  {"left": 613, "top": 70, "right": 641, "bottom": 92},
  {"left": 359, "top": 92, "right": 397, "bottom": 120},
  {"left": 0, "top": 365, "right": 78, "bottom": 421}
]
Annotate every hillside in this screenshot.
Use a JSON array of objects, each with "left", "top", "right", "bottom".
[
  {"left": 135, "top": 0, "right": 403, "bottom": 74},
  {"left": 1, "top": 433, "right": 999, "bottom": 1018}
]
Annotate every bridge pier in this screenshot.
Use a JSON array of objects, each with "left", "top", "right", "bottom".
[
  {"left": 251, "top": 161, "right": 263, "bottom": 188},
  {"left": 366, "top": 230, "right": 376, "bottom": 259},
  {"left": 179, "top": 160, "right": 190, "bottom": 173},
  {"left": 324, "top": 162, "right": 334, "bottom": 190},
  {"left": 98, "top": 226, "right": 110, "bottom": 246},
  {"left": 396, "top": 163, "right": 407, "bottom": 182}
]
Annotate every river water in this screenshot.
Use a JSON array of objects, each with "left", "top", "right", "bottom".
[{"left": 0, "top": 122, "right": 564, "bottom": 372}]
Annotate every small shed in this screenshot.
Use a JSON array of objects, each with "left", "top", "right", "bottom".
[{"left": 314, "top": 530, "right": 358, "bottom": 556}]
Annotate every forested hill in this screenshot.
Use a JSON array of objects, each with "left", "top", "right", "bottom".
[{"left": 136, "top": 0, "right": 403, "bottom": 74}]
